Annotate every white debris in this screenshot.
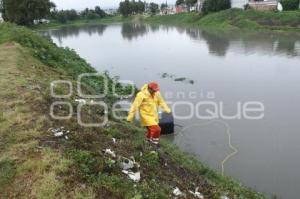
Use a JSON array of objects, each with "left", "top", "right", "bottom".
[
  {"left": 119, "top": 156, "right": 140, "bottom": 170},
  {"left": 221, "top": 196, "right": 230, "bottom": 199},
  {"left": 189, "top": 187, "right": 204, "bottom": 199},
  {"left": 75, "top": 99, "right": 87, "bottom": 104},
  {"left": 119, "top": 159, "right": 134, "bottom": 170},
  {"left": 54, "top": 132, "right": 63, "bottom": 137},
  {"left": 50, "top": 127, "right": 70, "bottom": 138},
  {"left": 173, "top": 187, "right": 183, "bottom": 197},
  {"left": 140, "top": 152, "right": 143, "bottom": 157},
  {"left": 65, "top": 136, "right": 69, "bottom": 140},
  {"left": 122, "top": 170, "right": 141, "bottom": 182},
  {"left": 112, "top": 138, "right": 116, "bottom": 144},
  {"left": 104, "top": 149, "right": 116, "bottom": 158}
]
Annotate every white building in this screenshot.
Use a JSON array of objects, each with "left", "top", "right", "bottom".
[
  {"left": 231, "top": 0, "right": 248, "bottom": 8},
  {"left": 231, "top": 0, "right": 278, "bottom": 10},
  {"left": 104, "top": 9, "right": 118, "bottom": 15}
]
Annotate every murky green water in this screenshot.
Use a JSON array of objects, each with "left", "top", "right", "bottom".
[{"left": 41, "top": 24, "right": 300, "bottom": 199}]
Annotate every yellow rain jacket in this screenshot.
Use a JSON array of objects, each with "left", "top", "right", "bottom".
[{"left": 127, "top": 84, "right": 171, "bottom": 126}]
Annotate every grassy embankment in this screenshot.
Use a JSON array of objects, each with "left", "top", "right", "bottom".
[
  {"left": 144, "top": 8, "right": 300, "bottom": 31},
  {"left": 0, "top": 23, "right": 267, "bottom": 199},
  {"left": 34, "top": 9, "right": 300, "bottom": 32}
]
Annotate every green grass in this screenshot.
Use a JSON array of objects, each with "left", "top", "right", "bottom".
[
  {"left": 144, "top": 9, "right": 300, "bottom": 31},
  {"left": 0, "top": 23, "right": 268, "bottom": 198},
  {"left": 33, "top": 9, "right": 300, "bottom": 32},
  {"left": 0, "top": 158, "right": 16, "bottom": 192}
]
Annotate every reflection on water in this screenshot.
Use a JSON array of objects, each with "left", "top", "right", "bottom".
[
  {"left": 41, "top": 25, "right": 107, "bottom": 45},
  {"left": 41, "top": 23, "right": 300, "bottom": 58},
  {"left": 40, "top": 24, "right": 300, "bottom": 199},
  {"left": 121, "top": 23, "right": 148, "bottom": 40}
]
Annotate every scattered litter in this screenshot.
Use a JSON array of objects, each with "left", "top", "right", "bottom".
[
  {"left": 65, "top": 136, "right": 69, "bottom": 140},
  {"left": 119, "top": 156, "right": 140, "bottom": 170},
  {"left": 189, "top": 187, "right": 204, "bottom": 199},
  {"left": 122, "top": 170, "right": 141, "bottom": 182},
  {"left": 104, "top": 149, "right": 116, "bottom": 158},
  {"left": 112, "top": 138, "right": 116, "bottom": 144},
  {"left": 220, "top": 196, "right": 230, "bottom": 199},
  {"left": 139, "top": 152, "right": 143, "bottom": 157},
  {"left": 54, "top": 132, "right": 63, "bottom": 137},
  {"left": 75, "top": 99, "right": 87, "bottom": 104},
  {"left": 119, "top": 158, "right": 134, "bottom": 170},
  {"left": 131, "top": 194, "right": 142, "bottom": 199},
  {"left": 161, "top": 72, "right": 195, "bottom": 84},
  {"left": 49, "top": 127, "right": 70, "bottom": 139},
  {"left": 173, "top": 187, "right": 183, "bottom": 197}
]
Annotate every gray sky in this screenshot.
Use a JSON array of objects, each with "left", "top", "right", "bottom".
[{"left": 51, "top": 0, "right": 175, "bottom": 10}]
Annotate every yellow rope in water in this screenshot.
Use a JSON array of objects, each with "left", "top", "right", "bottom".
[{"left": 176, "top": 120, "right": 238, "bottom": 176}]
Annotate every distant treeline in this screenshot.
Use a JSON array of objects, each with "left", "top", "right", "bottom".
[
  {"left": 118, "top": 0, "right": 160, "bottom": 16},
  {"left": 50, "top": 7, "right": 106, "bottom": 23}
]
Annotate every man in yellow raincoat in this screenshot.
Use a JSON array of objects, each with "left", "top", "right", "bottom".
[{"left": 127, "top": 82, "right": 171, "bottom": 145}]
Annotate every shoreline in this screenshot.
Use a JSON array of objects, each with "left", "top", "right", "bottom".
[{"left": 34, "top": 9, "right": 300, "bottom": 33}]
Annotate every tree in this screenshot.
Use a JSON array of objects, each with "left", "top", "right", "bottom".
[
  {"left": 176, "top": 0, "right": 185, "bottom": 6},
  {"left": 161, "top": 3, "right": 168, "bottom": 10},
  {"left": 130, "top": 0, "right": 139, "bottom": 14},
  {"left": 1, "top": 0, "right": 55, "bottom": 25},
  {"left": 56, "top": 10, "right": 67, "bottom": 23},
  {"left": 280, "top": 0, "right": 300, "bottom": 10},
  {"left": 149, "top": 2, "right": 159, "bottom": 15},
  {"left": 186, "top": 0, "right": 197, "bottom": 11},
  {"left": 66, "top": 9, "right": 79, "bottom": 21},
  {"left": 137, "top": 0, "right": 145, "bottom": 13},
  {"left": 81, "top": 8, "right": 90, "bottom": 18},
  {"left": 119, "top": 0, "right": 131, "bottom": 17},
  {"left": 95, "top": 6, "right": 106, "bottom": 18},
  {"left": 202, "top": 0, "right": 231, "bottom": 14}
]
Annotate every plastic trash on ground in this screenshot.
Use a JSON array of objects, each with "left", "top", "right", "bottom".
[
  {"left": 122, "top": 170, "right": 141, "bottom": 182},
  {"left": 173, "top": 187, "right": 183, "bottom": 197},
  {"left": 75, "top": 99, "right": 87, "bottom": 104},
  {"left": 49, "top": 127, "right": 69, "bottom": 139},
  {"left": 119, "top": 156, "right": 140, "bottom": 170},
  {"left": 221, "top": 196, "right": 230, "bottom": 199},
  {"left": 104, "top": 149, "right": 116, "bottom": 158},
  {"left": 54, "top": 132, "right": 63, "bottom": 137},
  {"left": 189, "top": 187, "right": 204, "bottom": 199},
  {"left": 119, "top": 158, "right": 134, "bottom": 170}
]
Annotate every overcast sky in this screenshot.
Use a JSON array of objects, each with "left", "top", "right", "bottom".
[{"left": 51, "top": 0, "right": 175, "bottom": 10}]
